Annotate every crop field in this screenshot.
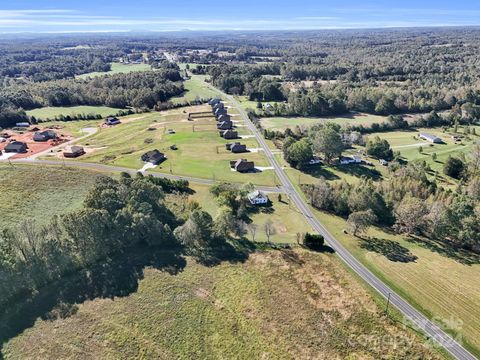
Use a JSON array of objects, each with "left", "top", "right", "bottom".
[
  {"left": 27, "top": 105, "right": 122, "bottom": 121},
  {"left": 69, "top": 105, "right": 277, "bottom": 185},
  {"left": 76, "top": 62, "right": 152, "bottom": 79},
  {"left": 2, "top": 249, "right": 441, "bottom": 359},
  {"left": 171, "top": 75, "right": 218, "bottom": 104},
  {"left": 261, "top": 113, "right": 389, "bottom": 131},
  {"left": 189, "top": 184, "right": 312, "bottom": 244},
  {"left": 0, "top": 165, "right": 103, "bottom": 229}
]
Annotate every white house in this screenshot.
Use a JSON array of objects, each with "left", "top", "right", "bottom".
[
  {"left": 247, "top": 190, "right": 269, "bottom": 205},
  {"left": 340, "top": 155, "right": 362, "bottom": 165}
]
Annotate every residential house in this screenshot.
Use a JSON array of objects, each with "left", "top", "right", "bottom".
[
  {"left": 419, "top": 132, "right": 442, "bottom": 144},
  {"left": 217, "top": 113, "right": 231, "bottom": 122},
  {"left": 230, "top": 159, "right": 255, "bottom": 173},
  {"left": 220, "top": 130, "right": 238, "bottom": 139},
  {"left": 4, "top": 141, "right": 27, "bottom": 153},
  {"left": 208, "top": 98, "right": 221, "bottom": 106},
  {"left": 247, "top": 190, "right": 269, "bottom": 205},
  {"left": 226, "top": 142, "right": 247, "bottom": 153},
  {"left": 105, "top": 117, "right": 121, "bottom": 126},
  {"left": 141, "top": 149, "right": 166, "bottom": 164},
  {"left": 33, "top": 130, "right": 57, "bottom": 142},
  {"left": 212, "top": 102, "right": 224, "bottom": 112},
  {"left": 63, "top": 145, "right": 85, "bottom": 158},
  {"left": 214, "top": 107, "right": 228, "bottom": 118},
  {"left": 340, "top": 155, "right": 362, "bottom": 165},
  {"left": 217, "top": 120, "right": 233, "bottom": 130}
]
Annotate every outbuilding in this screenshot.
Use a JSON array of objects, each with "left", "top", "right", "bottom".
[
  {"left": 63, "top": 145, "right": 85, "bottom": 158},
  {"left": 419, "top": 132, "right": 442, "bottom": 144},
  {"left": 105, "top": 117, "right": 121, "bottom": 126},
  {"left": 340, "top": 155, "right": 362, "bottom": 165}
]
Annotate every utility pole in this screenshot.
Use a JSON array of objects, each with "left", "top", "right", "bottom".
[{"left": 385, "top": 292, "right": 391, "bottom": 315}]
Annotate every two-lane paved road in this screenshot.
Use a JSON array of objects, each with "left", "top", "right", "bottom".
[{"left": 222, "top": 91, "right": 476, "bottom": 360}]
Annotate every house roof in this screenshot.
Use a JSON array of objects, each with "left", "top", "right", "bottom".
[
  {"left": 65, "top": 145, "right": 84, "bottom": 153},
  {"left": 247, "top": 190, "right": 267, "bottom": 200},
  {"left": 141, "top": 149, "right": 165, "bottom": 164},
  {"left": 419, "top": 132, "right": 441, "bottom": 141},
  {"left": 5, "top": 141, "right": 27, "bottom": 151}
]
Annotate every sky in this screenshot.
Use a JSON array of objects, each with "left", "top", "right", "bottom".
[{"left": 1, "top": 0, "right": 480, "bottom": 33}]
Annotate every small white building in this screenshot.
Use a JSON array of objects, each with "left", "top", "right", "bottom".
[
  {"left": 419, "top": 132, "right": 442, "bottom": 144},
  {"left": 340, "top": 155, "right": 362, "bottom": 165},
  {"left": 247, "top": 190, "right": 269, "bottom": 205},
  {"left": 15, "top": 122, "right": 30, "bottom": 127},
  {"left": 379, "top": 159, "right": 388, "bottom": 166}
]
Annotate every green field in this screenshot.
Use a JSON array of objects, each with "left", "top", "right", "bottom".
[
  {"left": 189, "top": 184, "right": 312, "bottom": 244},
  {"left": 76, "top": 62, "right": 152, "bottom": 79},
  {"left": 261, "top": 113, "right": 389, "bottom": 131},
  {"left": 68, "top": 105, "right": 277, "bottom": 186},
  {"left": 27, "top": 106, "right": 122, "bottom": 121},
  {"left": 2, "top": 249, "right": 440, "bottom": 359},
  {"left": 171, "top": 75, "right": 218, "bottom": 104},
  {"left": 0, "top": 165, "right": 103, "bottom": 228}
]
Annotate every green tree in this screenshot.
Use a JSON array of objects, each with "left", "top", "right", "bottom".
[
  {"left": 366, "top": 136, "right": 394, "bottom": 160},
  {"left": 443, "top": 156, "right": 465, "bottom": 179},
  {"left": 346, "top": 210, "right": 377, "bottom": 237},
  {"left": 311, "top": 123, "right": 344, "bottom": 163}
]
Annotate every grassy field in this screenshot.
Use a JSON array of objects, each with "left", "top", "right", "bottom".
[
  {"left": 261, "top": 113, "right": 389, "bottom": 131},
  {"left": 67, "top": 105, "right": 277, "bottom": 186},
  {"left": 27, "top": 106, "right": 122, "bottom": 121},
  {"left": 171, "top": 75, "right": 218, "bottom": 104},
  {"left": 189, "top": 184, "right": 312, "bottom": 244},
  {"left": 76, "top": 62, "right": 152, "bottom": 79},
  {"left": 0, "top": 165, "right": 103, "bottom": 229},
  {"left": 2, "top": 249, "right": 442, "bottom": 359}
]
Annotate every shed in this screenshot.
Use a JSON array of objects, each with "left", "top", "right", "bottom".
[
  {"left": 340, "top": 155, "right": 362, "bottom": 165},
  {"left": 105, "top": 117, "right": 121, "bottom": 126},
  {"left": 15, "top": 122, "right": 30, "bottom": 127},
  {"left": 419, "top": 132, "right": 442, "bottom": 144},
  {"left": 64, "top": 145, "right": 85, "bottom": 158}
]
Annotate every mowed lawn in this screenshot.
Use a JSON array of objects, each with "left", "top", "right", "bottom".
[
  {"left": 189, "top": 184, "right": 312, "bottom": 244},
  {"left": 71, "top": 106, "right": 277, "bottom": 186},
  {"left": 171, "top": 75, "right": 218, "bottom": 104},
  {"left": 261, "top": 113, "right": 389, "bottom": 131},
  {"left": 0, "top": 165, "right": 103, "bottom": 229},
  {"left": 27, "top": 106, "right": 122, "bottom": 121},
  {"left": 2, "top": 250, "right": 441, "bottom": 359},
  {"left": 76, "top": 62, "right": 152, "bottom": 79}
]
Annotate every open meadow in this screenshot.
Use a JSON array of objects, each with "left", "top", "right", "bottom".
[
  {"left": 76, "top": 62, "right": 152, "bottom": 79},
  {"left": 1, "top": 249, "right": 441, "bottom": 359},
  {"left": 0, "top": 165, "right": 104, "bottom": 229},
  {"left": 171, "top": 74, "right": 218, "bottom": 104},
  {"left": 27, "top": 105, "right": 122, "bottom": 121},
  {"left": 261, "top": 113, "right": 389, "bottom": 131}
]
